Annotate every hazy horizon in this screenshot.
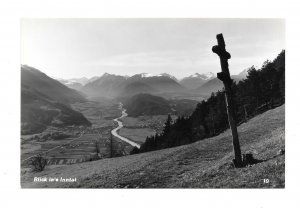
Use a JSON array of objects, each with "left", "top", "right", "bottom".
[{"left": 21, "top": 18, "right": 285, "bottom": 79}]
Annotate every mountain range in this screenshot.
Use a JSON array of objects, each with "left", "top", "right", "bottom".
[
  {"left": 21, "top": 64, "right": 249, "bottom": 133},
  {"left": 22, "top": 65, "right": 87, "bottom": 104},
  {"left": 179, "top": 72, "right": 215, "bottom": 89},
  {"left": 193, "top": 70, "right": 250, "bottom": 97},
  {"left": 21, "top": 65, "right": 91, "bottom": 134},
  {"left": 80, "top": 73, "right": 186, "bottom": 98},
  {"left": 69, "top": 70, "right": 247, "bottom": 98},
  {"left": 57, "top": 76, "right": 100, "bottom": 90}
]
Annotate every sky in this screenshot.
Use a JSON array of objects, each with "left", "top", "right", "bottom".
[{"left": 21, "top": 19, "right": 285, "bottom": 79}]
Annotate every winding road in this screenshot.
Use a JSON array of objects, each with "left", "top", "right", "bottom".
[{"left": 111, "top": 103, "right": 141, "bottom": 148}]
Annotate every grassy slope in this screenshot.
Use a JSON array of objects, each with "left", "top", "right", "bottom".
[{"left": 21, "top": 105, "right": 285, "bottom": 188}]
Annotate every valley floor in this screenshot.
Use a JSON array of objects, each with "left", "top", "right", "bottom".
[{"left": 21, "top": 105, "right": 285, "bottom": 188}]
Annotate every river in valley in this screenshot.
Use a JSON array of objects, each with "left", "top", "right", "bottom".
[{"left": 111, "top": 103, "right": 141, "bottom": 148}]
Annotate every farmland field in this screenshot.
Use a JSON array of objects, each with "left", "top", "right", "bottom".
[
  {"left": 118, "top": 114, "right": 177, "bottom": 144},
  {"left": 121, "top": 115, "right": 177, "bottom": 133},
  {"left": 21, "top": 98, "right": 121, "bottom": 170},
  {"left": 118, "top": 128, "right": 156, "bottom": 144},
  {"left": 21, "top": 97, "right": 178, "bottom": 172}
]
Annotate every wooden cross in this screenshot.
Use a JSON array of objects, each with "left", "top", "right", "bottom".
[{"left": 212, "top": 33, "right": 243, "bottom": 167}]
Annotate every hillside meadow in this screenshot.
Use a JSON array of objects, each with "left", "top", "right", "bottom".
[{"left": 21, "top": 105, "right": 284, "bottom": 188}]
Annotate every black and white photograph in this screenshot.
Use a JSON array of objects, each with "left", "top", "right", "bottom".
[{"left": 20, "top": 18, "right": 285, "bottom": 188}]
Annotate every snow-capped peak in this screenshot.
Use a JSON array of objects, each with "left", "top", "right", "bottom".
[
  {"left": 202, "top": 72, "right": 215, "bottom": 80},
  {"left": 190, "top": 73, "right": 201, "bottom": 78},
  {"left": 134, "top": 73, "right": 179, "bottom": 81},
  {"left": 140, "top": 73, "right": 154, "bottom": 78},
  {"left": 102, "top": 72, "right": 113, "bottom": 77},
  {"left": 188, "top": 72, "right": 215, "bottom": 80},
  {"left": 157, "top": 73, "right": 178, "bottom": 81}
]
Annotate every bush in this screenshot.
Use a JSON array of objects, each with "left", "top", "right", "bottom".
[
  {"left": 29, "top": 154, "right": 47, "bottom": 172},
  {"left": 130, "top": 147, "right": 139, "bottom": 154}
]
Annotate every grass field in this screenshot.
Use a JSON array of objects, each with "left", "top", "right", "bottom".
[
  {"left": 121, "top": 114, "right": 177, "bottom": 133},
  {"left": 71, "top": 99, "right": 120, "bottom": 128},
  {"left": 118, "top": 128, "right": 156, "bottom": 144},
  {"left": 21, "top": 105, "right": 285, "bottom": 188},
  {"left": 118, "top": 114, "right": 177, "bottom": 144}
]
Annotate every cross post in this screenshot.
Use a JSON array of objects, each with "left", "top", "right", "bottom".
[{"left": 212, "top": 33, "right": 243, "bottom": 167}]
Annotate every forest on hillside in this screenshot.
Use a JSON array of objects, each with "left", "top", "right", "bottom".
[{"left": 131, "top": 50, "right": 285, "bottom": 154}]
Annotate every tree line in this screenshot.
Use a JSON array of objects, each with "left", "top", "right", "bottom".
[{"left": 131, "top": 50, "right": 285, "bottom": 154}]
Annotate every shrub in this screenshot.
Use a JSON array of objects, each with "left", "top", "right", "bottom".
[{"left": 29, "top": 154, "right": 47, "bottom": 172}]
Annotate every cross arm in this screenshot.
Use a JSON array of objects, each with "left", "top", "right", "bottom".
[{"left": 212, "top": 33, "right": 231, "bottom": 60}]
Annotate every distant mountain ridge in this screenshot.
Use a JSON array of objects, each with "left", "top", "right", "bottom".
[
  {"left": 62, "top": 77, "right": 89, "bottom": 85},
  {"left": 128, "top": 74, "right": 185, "bottom": 92},
  {"left": 57, "top": 76, "right": 100, "bottom": 90},
  {"left": 193, "top": 72, "right": 248, "bottom": 97},
  {"left": 188, "top": 72, "right": 215, "bottom": 80},
  {"left": 22, "top": 65, "right": 86, "bottom": 104},
  {"left": 120, "top": 82, "right": 157, "bottom": 96},
  {"left": 21, "top": 65, "right": 91, "bottom": 134},
  {"left": 123, "top": 93, "right": 198, "bottom": 117},
  {"left": 123, "top": 93, "right": 171, "bottom": 117},
  {"left": 179, "top": 72, "right": 215, "bottom": 89},
  {"left": 158, "top": 73, "right": 178, "bottom": 82},
  {"left": 81, "top": 73, "right": 127, "bottom": 97},
  {"left": 80, "top": 73, "right": 185, "bottom": 98},
  {"left": 57, "top": 70, "right": 247, "bottom": 98}
]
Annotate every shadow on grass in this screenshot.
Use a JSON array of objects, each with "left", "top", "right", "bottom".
[{"left": 232, "top": 150, "right": 285, "bottom": 169}]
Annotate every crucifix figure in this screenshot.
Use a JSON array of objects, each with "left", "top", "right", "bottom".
[{"left": 212, "top": 33, "right": 243, "bottom": 167}]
